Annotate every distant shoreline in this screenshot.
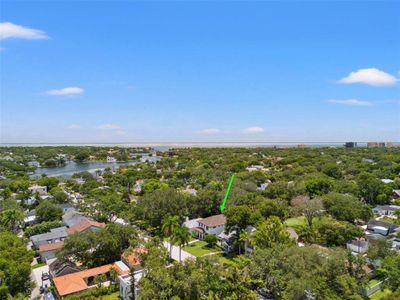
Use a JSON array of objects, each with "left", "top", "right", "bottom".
[{"left": 1, "top": 142, "right": 399, "bottom": 149}]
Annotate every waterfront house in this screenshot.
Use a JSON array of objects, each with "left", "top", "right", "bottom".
[{"left": 106, "top": 156, "right": 117, "bottom": 163}]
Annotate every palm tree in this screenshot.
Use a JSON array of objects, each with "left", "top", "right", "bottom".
[
  {"left": 0, "top": 209, "right": 24, "bottom": 233},
  {"left": 239, "top": 229, "right": 251, "bottom": 255},
  {"left": 172, "top": 226, "right": 191, "bottom": 262},
  {"left": 162, "top": 215, "right": 180, "bottom": 259}
]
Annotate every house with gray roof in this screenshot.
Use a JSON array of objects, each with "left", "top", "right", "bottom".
[{"left": 30, "top": 227, "right": 68, "bottom": 248}]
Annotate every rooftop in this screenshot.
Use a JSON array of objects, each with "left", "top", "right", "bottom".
[
  {"left": 53, "top": 262, "right": 129, "bottom": 296},
  {"left": 198, "top": 214, "right": 226, "bottom": 227},
  {"left": 66, "top": 219, "right": 105, "bottom": 235},
  {"left": 39, "top": 241, "right": 64, "bottom": 252}
]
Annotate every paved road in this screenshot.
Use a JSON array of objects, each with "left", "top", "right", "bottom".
[
  {"left": 163, "top": 241, "right": 195, "bottom": 262},
  {"left": 30, "top": 265, "right": 51, "bottom": 300}
]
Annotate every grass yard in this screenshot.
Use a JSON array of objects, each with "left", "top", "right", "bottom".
[
  {"left": 369, "top": 289, "right": 392, "bottom": 300},
  {"left": 285, "top": 216, "right": 306, "bottom": 228},
  {"left": 183, "top": 241, "right": 222, "bottom": 257},
  {"left": 99, "top": 292, "right": 119, "bottom": 300}
]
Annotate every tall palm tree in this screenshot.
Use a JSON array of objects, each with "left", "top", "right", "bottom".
[
  {"left": 0, "top": 209, "right": 24, "bottom": 233},
  {"left": 239, "top": 229, "right": 251, "bottom": 255},
  {"left": 172, "top": 226, "right": 191, "bottom": 262},
  {"left": 161, "top": 215, "right": 180, "bottom": 259}
]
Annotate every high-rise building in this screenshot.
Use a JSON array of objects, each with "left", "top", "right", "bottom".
[{"left": 345, "top": 142, "right": 357, "bottom": 148}]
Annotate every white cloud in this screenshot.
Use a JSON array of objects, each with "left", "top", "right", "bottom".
[
  {"left": 66, "top": 124, "right": 81, "bottom": 129},
  {"left": 242, "top": 126, "right": 265, "bottom": 134},
  {"left": 46, "top": 87, "right": 84, "bottom": 96},
  {"left": 96, "top": 124, "right": 122, "bottom": 130},
  {"left": 0, "top": 22, "right": 48, "bottom": 40},
  {"left": 338, "top": 68, "right": 397, "bottom": 86},
  {"left": 327, "top": 99, "right": 372, "bottom": 106},
  {"left": 199, "top": 128, "right": 222, "bottom": 134}
]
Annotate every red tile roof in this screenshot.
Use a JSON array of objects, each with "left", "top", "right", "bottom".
[
  {"left": 39, "top": 241, "right": 64, "bottom": 252},
  {"left": 66, "top": 219, "right": 105, "bottom": 235},
  {"left": 53, "top": 262, "right": 128, "bottom": 296},
  {"left": 122, "top": 247, "right": 147, "bottom": 268}
]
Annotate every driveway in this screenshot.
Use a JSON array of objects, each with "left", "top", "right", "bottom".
[
  {"left": 163, "top": 241, "right": 195, "bottom": 262},
  {"left": 30, "top": 265, "right": 51, "bottom": 300}
]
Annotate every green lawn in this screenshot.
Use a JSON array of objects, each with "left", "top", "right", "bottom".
[
  {"left": 285, "top": 216, "right": 306, "bottom": 228},
  {"left": 183, "top": 241, "right": 222, "bottom": 257},
  {"left": 99, "top": 292, "right": 119, "bottom": 300},
  {"left": 369, "top": 289, "right": 391, "bottom": 300}
]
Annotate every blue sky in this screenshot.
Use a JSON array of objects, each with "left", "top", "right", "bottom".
[{"left": 1, "top": 0, "right": 399, "bottom": 143}]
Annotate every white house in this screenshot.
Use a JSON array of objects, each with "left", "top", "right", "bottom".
[
  {"left": 119, "top": 270, "right": 143, "bottom": 300},
  {"left": 194, "top": 214, "right": 226, "bottom": 239},
  {"left": 27, "top": 161, "right": 41, "bottom": 168},
  {"left": 346, "top": 239, "right": 369, "bottom": 254},
  {"left": 107, "top": 156, "right": 117, "bottom": 163},
  {"left": 381, "top": 179, "right": 394, "bottom": 184},
  {"left": 28, "top": 185, "right": 47, "bottom": 195}
]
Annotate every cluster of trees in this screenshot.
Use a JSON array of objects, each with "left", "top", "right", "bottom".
[
  {"left": 0, "top": 231, "right": 33, "bottom": 299},
  {"left": 139, "top": 240, "right": 257, "bottom": 300},
  {"left": 58, "top": 223, "right": 138, "bottom": 268},
  {"left": 1, "top": 146, "right": 400, "bottom": 298}
]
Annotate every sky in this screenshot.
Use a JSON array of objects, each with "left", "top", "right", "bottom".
[{"left": 0, "top": 0, "right": 399, "bottom": 144}]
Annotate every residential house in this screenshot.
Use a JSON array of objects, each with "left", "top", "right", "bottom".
[
  {"left": 122, "top": 247, "right": 147, "bottom": 271},
  {"left": 62, "top": 211, "right": 88, "bottom": 227},
  {"left": 193, "top": 214, "right": 226, "bottom": 239},
  {"left": 30, "top": 227, "right": 68, "bottom": 248},
  {"left": 24, "top": 210, "right": 37, "bottom": 225},
  {"left": 66, "top": 219, "right": 106, "bottom": 235},
  {"left": 184, "top": 186, "right": 197, "bottom": 196},
  {"left": 346, "top": 239, "right": 369, "bottom": 254},
  {"left": 219, "top": 225, "right": 257, "bottom": 254},
  {"left": 257, "top": 180, "right": 271, "bottom": 191},
  {"left": 28, "top": 184, "right": 47, "bottom": 195},
  {"left": 59, "top": 203, "right": 76, "bottom": 214},
  {"left": 392, "top": 189, "right": 400, "bottom": 199},
  {"left": 381, "top": 179, "right": 394, "bottom": 184},
  {"left": 106, "top": 156, "right": 117, "bottom": 163},
  {"left": 119, "top": 270, "right": 144, "bottom": 300},
  {"left": 134, "top": 180, "right": 144, "bottom": 193},
  {"left": 27, "top": 161, "right": 41, "bottom": 167},
  {"left": 246, "top": 165, "right": 265, "bottom": 172},
  {"left": 53, "top": 261, "right": 129, "bottom": 298},
  {"left": 0, "top": 155, "right": 14, "bottom": 161},
  {"left": 17, "top": 196, "right": 37, "bottom": 206},
  {"left": 49, "top": 259, "right": 81, "bottom": 278},
  {"left": 367, "top": 220, "right": 398, "bottom": 236},
  {"left": 38, "top": 241, "right": 64, "bottom": 263},
  {"left": 372, "top": 205, "right": 400, "bottom": 217}
]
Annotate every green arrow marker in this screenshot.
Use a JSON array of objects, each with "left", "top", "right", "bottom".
[{"left": 220, "top": 174, "right": 235, "bottom": 212}]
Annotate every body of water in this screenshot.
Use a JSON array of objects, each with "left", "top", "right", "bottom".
[{"left": 30, "top": 161, "right": 139, "bottom": 178}]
